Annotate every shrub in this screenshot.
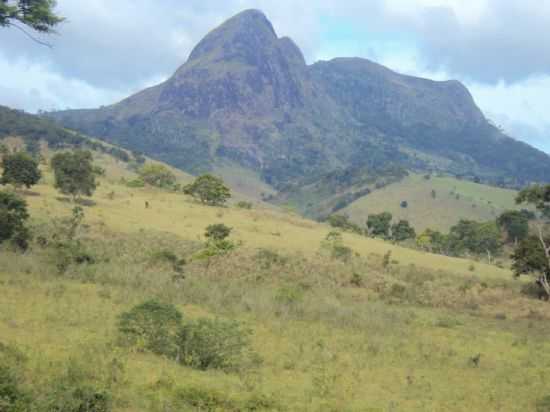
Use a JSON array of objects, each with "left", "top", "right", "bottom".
[
  {"left": 118, "top": 300, "right": 183, "bottom": 357},
  {"left": 174, "top": 386, "right": 235, "bottom": 410},
  {"left": 149, "top": 249, "right": 186, "bottom": 274},
  {"left": 0, "top": 364, "right": 27, "bottom": 411},
  {"left": 43, "top": 384, "right": 111, "bottom": 412},
  {"left": 236, "top": 201, "right": 253, "bottom": 209},
  {"left": 255, "top": 248, "right": 288, "bottom": 269},
  {"left": 176, "top": 318, "right": 253, "bottom": 371},
  {"left": 125, "top": 178, "right": 145, "bottom": 188},
  {"left": 205, "top": 223, "right": 232, "bottom": 242}
]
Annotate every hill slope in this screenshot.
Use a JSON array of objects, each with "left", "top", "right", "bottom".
[
  {"left": 49, "top": 9, "right": 550, "bottom": 195},
  {"left": 342, "top": 174, "right": 521, "bottom": 232},
  {"left": 2, "top": 152, "right": 550, "bottom": 410}
]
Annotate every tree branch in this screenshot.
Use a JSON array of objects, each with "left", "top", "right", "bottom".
[{"left": 9, "top": 22, "right": 53, "bottom": 48}]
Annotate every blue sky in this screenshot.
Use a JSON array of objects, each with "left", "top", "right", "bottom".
[{"left": 1, "top": 0, "right": 549, "bottom": 152}]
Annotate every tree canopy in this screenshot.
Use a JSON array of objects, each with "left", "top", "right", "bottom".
[
  {"left": 1, "top": 151, "right": 41, "bottom": 189},
  {"left": 366, "top": 212, "right": 392, "bottom": 238},
  {"left": 0, "top": 0, "right": 64, "bottom": 33},
  {"left": 0, "top": 190, "right": 30, "bottom": 249},
  {"left": 51, "top": 150, "right": 97, "bottom": 200},
  {"left": 183, "top": 174, "right": 231, "bottom": 206},
  {"left": 497, "top": 210, "right": 529, "bottom": 244},
  {"left": 514, "top": 185, "right": 550, "bottom": 299},
  {"left": 138, "top": 164, "right": 177, "bottom": 189},
  {"left": 391, "top": 219, "right": 416, "bottom": 242}
]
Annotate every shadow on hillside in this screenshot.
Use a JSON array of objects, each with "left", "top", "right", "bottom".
[{"left": 55, "top": 196, "right": 97, "bottom": 207}]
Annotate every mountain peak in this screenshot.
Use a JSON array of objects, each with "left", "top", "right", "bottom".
[{"left": 187, "top": 9, "right": 277, "bottom": 63}]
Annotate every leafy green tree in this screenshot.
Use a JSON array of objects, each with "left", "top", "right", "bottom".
[
  {"left": 497, "top": 210, "right": 529, "bottom": 244},
  {"left": 366, "top": 212, "right": 392, "bottom": 238},
  {"left": 514, "top": 185, "right": 550, "bottom": 298},
  {"left": 448, "top": 220, "right": 501, "bottom": 260},
  {"left": 512, "top": 236, "right": 550, "bottom": 300},
  {"left": 138, "top": 163, "right": 176, "bottom": 189},
  {"left": 1, "top": 151, "right": 41, "bottom": 189},
  {"left": 0, "top": 190, "right": 30, "bottom": 250},
  {"left": 184, "top": 174, "right": 231, "bottom": 206},
  {"left": 51, "top": 150, "right": 98, "bottom": 201},
  {"left": 0, "top": 0, "right": 64, "bottom": 33},
  {"left": 391, "top": 219, "right": 416, "bottom": 242}
]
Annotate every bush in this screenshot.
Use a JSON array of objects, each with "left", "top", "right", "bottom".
[
  {"left": 0, "top": 364, "right": 27, "bottom": 411},
  {"left": 176, "top": 318, "right": 253, "bottom": 371},
  {"left": 149, "top": 249, "right": 186, "bottom": 274},
  {"left": 43, "top": 384, "right": 111, "bottom": 412},
  {"left": 255, "top": 249, "right": 288, "bottom": 269},
  {"left": 118, "top": 300, "right": 183, "bottom": 357},
  {"left": 125, "top": 178, "right": 145, "bottom": 188},
  {"left": 236, "top": 201, "right": 253, "bottom": 209},
  {"left": 205, "top": 224, "right": 232, "bottom": 242}
]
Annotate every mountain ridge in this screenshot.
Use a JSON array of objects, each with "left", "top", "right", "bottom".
[{"left": 48, "top": 9, "right": 550, "bottom": 201}]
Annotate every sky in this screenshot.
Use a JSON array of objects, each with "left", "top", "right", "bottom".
[{"left": 1, "top": 0, "right": 549, "bottom": 152}]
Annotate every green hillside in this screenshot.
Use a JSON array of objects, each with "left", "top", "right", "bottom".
[
  {"left": 1, "top": 132, "right": 550, "bottom": 411},
  {"left": 343, "top": 174, "right": 521, "bottom": 232}
]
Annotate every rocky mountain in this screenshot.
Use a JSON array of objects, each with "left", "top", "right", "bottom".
[{"left": 49, "top": 9, "right": 550, "bottom": 198}]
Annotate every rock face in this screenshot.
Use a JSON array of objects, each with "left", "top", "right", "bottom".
[{"left": 50, "top": 9, "right": 550, "bottom": 189}]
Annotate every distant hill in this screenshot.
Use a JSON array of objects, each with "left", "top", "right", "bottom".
[
  {"left": 48, "top": 9, "right": 550, "bottom": 203},
  {"left": 342, "top": 174, "right": 522, "bottom": 232}
]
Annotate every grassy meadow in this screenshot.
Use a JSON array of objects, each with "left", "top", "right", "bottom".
[
  {"left": 2, "top": 152, "right": 550, "bottom": 411},
  {"left": 343, "top": 174, "right": 520, "bottom": 232}
]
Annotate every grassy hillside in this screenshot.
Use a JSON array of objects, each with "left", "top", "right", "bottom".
[
  {"left": 343, "top": 174, "right": 520, "bottom": 232},
  {"left": 2, "top": 147, "right": 550, "bottom": 411}
]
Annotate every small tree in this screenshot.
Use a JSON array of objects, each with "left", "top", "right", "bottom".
[
  {"left": 391, "top": 219, "right": 416, "bottom": 242},
  {"left": 0, "top": 190, "right": 30, "bottom": 250},
  {"left": 138, "top": 164, "right": 176, "bottom": 189},
  {"left": 514, "top": 185, "right": 550, "bottom": 299},
  {"left": 1, "top": 152, "right": 42, "bottom": 190},
  {"left": 184, "top": 174, "right": 231, "bottom": 206},
  {"left": 51, "top": 150, "right": 98, "bottom": 201},
  {"left": 366, "top": 212, "right": 392, "bottom": 238}
]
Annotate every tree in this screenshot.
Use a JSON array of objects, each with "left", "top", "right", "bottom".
[
  {"left": 0, "top": 190, "right": 30, "bottom": 249},
  {"left": 514, "top": 185, "right": 550, "bottom": 299},
  {"left": 448, "top": 220, "right": 501, "bottom": 260},
  {"left": 51, "top": 150, "right": 97, "bottom": 201},
  {"left": 183, "top": 174, "right": 231, "bottom": 206},
  {"left": 366, "top": 212, "right": 392, "bottom": 238},
  {"left": 497, "top": 210, "right": 529, "bottom": 244},
  {"left": 0, "top": 0, "right": 64, "bottom": 34},
  {"left": 138, "top": 163, "right": 176, "bottom": 189},
  {"left": 1, "top": 151, "right": 41, "bottom": 189},
  {"left": 416, "top": 229, "right": 448, "bottom": 254},
  {"left": 391, "top": 219, "right": 416, "bottom": 242}
]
